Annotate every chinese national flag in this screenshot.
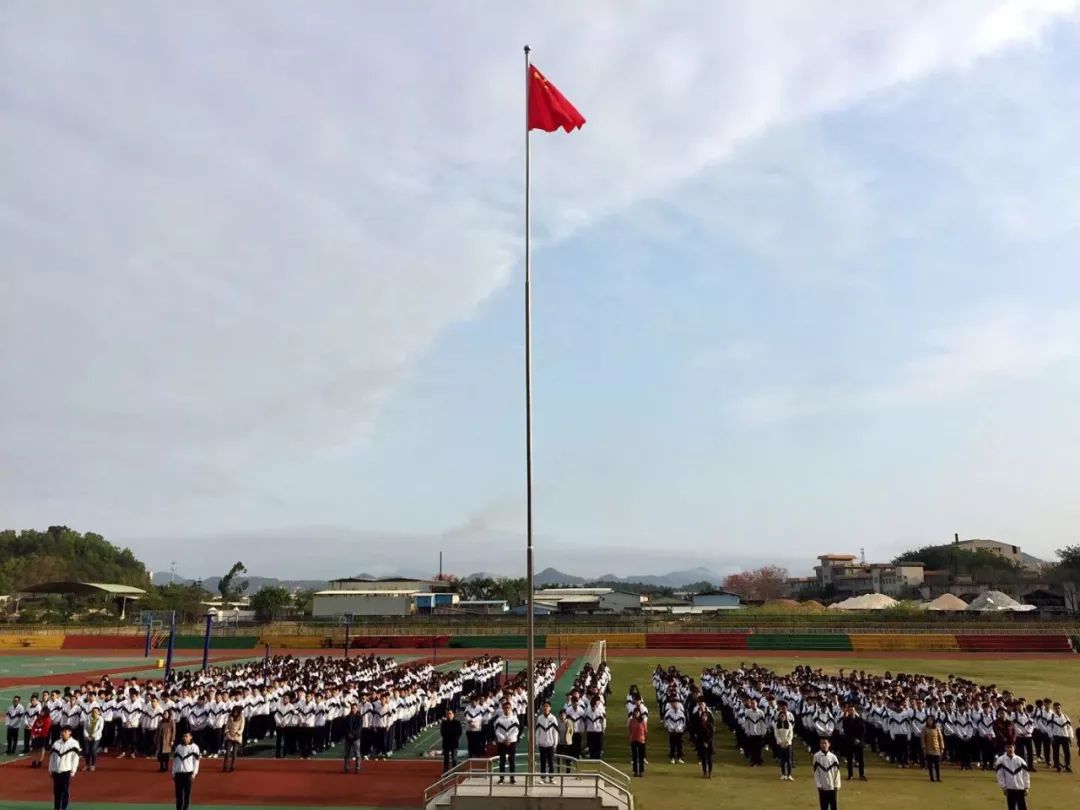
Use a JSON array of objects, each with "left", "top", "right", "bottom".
[{"left": 528, "top": 66, "right": 586, "bottom": 133}]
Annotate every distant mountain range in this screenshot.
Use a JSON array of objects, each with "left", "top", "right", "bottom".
[
  {"left": 151, "top": 566, "right": 724, "bottom": 593},
  {"left": 531, "top": 566, "right": 724, "bottom": 588},
  {"left": 151, "top": 572, "right": 328, "bottom": 592}
]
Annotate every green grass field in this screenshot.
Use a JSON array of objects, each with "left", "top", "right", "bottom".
[{"left": 603, "top": 655, "right": 1080, "bottom": 810}]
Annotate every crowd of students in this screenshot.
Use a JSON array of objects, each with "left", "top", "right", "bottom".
[
  {"left": 451, "top": 658, "right": 561, "bottom": 782},
  {"left": 695, "top": 663, "right": 1074, "bottom": 779},
  {"left": 7, "top": 653, "right": 1077, "bottom": 810},
  {"left": 4, "top": 653, "right": 505, "bottom": 810},
  {"left": 677, "top": 661, "right": 1073, "bottom": 809},
  {"left": 438, "top": 658, "right": 611, "bottom": 784}
]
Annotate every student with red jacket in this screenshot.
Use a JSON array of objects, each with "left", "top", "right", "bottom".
[
  {"left": 30, "top": 711, "right": 52, "bottom": 769},
  {"left": 628, "top": 708, "right": 648, "bottom": 778}
]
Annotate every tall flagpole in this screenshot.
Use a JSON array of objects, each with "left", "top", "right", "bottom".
[{"left": 523, "top": 42, "right": 537, "bottom": 780}]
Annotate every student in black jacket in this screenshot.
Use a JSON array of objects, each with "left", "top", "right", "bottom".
[
  {"left": 840, "top": 704, "right": 866, "bottom": 781},
  {"left": 440, "top": 710, "right": 463, "bottom": 773},
  {"left": 342, "top": 705, "right": 363, "bottom": 774}
]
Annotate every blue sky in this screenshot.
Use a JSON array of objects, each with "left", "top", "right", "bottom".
[{"left": 4, "top": 1, "right": 1080, "bottom": 579}]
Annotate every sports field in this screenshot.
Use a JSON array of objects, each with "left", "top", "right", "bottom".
[{"left": 0, "top": 648, "right": 1076, "bottom": 810}]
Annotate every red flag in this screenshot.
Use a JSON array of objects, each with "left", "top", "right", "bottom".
[{"left": 528, "top": 66, "right": 585, "bottom": 133}]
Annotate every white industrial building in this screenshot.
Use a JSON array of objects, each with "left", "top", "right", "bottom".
[
  {"left": 312, "top": 576, "right": 460, "bottom": 617},
  {"left": 533, "top": 587, "right": 643, "bottom": 614},
  {"left": 312, "top": 589, "right": 419, "bottom": 617}
]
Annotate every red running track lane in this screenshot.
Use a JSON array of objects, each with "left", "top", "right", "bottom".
[{"left": 0, "top": 756, "right": 440, "bottom": 808}]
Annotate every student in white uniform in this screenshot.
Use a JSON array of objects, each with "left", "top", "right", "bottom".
[
  {"left": 994, "top": 741, "right": 1031, "bottom": 810},
  {"left": 813, "top": 737, "right": 842, "bottom": 810},
  {"left": 535, "top": 701, "right": 559, "bottom": 782},
  {"left": 585, "top": 697, "right": 606, "bottom": 760},
  {"left": 118, "top": 689, "right": 143, "bottom": 758},
  {"left": 565, "top": 697, "right": 586, "bottom": 760},
  {"left": 662, "top": 698, "right": 686, "bottom": 764},
  {"left": 774, "top": 701, "right": 796, "bottom": 781},
  {"left": 60, "top": 696, "right": 84, "bottom": 747},
  {"left": 744, "top": 699, "right": 767, "bottom": 767},
  {"left": 1013, "top": 701, "right": 1035, "bottom": 769},
  {"left": 1049, "top": 702, "right": 1073, "bottom": 773},
  {"left": 462, "top": 696, "right": 485, "bottom": 758},
  {"left": 494, "top": 701, "right": 520, "bottom": 785},
  {"left": 49, "top": 726, "right": 81, "bottom": 810},
  {"left": 23, "top": 693, "right": 42, "bottom": 755},
  {"left": 5, "top": 695, "right": 26, "bottom": 756},
  {"left": 172, "top": 730, "right": 201, "bottom": 810}
]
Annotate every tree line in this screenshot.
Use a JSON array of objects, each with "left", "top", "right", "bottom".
[{"left": 0, "top": 526, "right": 149, "bottom": 594}]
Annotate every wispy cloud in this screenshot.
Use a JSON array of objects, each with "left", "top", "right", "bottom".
[{"left": 733, "top": 304, "right": 1080, "bottom": 425}]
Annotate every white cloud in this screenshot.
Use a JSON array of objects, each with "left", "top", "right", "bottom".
[
  {"left": 1, "top": 1, "right": 1077, "bottom": 531},
  {"left": 733, "top": 303, "right": 1080, "bottom": 425}
]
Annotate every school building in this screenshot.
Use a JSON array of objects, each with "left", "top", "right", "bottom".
[{"left": 812, "top": 554, "right": 925, "bottom": 597}]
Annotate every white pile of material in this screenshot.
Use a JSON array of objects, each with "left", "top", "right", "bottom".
[
  {"left": 828, "top": 593, "right": 899, "bottom": 610},
  {"left": 924, "top": 593, "right": 970, "bottom": 611},
  {"left": 966, "top": 590, "right": 1036, "bottom": 612}
]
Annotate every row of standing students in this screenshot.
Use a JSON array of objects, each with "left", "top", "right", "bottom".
[{"left": 38, "top": 724, "right": 204, "bottom": 810}]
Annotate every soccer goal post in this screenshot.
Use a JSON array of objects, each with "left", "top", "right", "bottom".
[{"left": 584, "top": 638, "right": 607, "bottom": 670}]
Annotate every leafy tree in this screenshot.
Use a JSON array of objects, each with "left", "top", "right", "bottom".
[
  {"left": 722, "top": 566, "right": 790, "bottom": 600},
  {"left": 0, "top": 527, "right": 149, "bottom": 596},
  {"left": 1046, "top": 545, "right": 1080, "bottom": 613},
  {"left": 893, "top": 544, "right": 1023, "bottom": 582},
  {"left": 217, "top": 562, "right": 249, "bottom": 602},
  {"left": 292, "top": 588, "right": 316, "bottom": 618},
  {"left": 493, "top": 577, "right": 527, "bottom": 607},
  {"left": 139, "top": 582, "right": 212, "bottom": 622},
  {"left": 457, "top": 577, "right": 492, "bottom": 601},
  {"left": 680, "top": 581, "right": 716, "bottom": 595},
  {"left": 586, "top": 580, "right": 675, "bottom": 596},
  {"left": 250, "top": 585, "right": 292, "bottom": 620}
]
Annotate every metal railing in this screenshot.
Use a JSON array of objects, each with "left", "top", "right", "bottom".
[{"left": 423, "top": 755, "right": 633, "bottom": 809}]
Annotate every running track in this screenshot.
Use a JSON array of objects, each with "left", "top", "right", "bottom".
[{"left": 0, "top": 756, "right": 439, "bottom": 807}]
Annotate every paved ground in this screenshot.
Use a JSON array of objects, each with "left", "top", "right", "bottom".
[{"left": 0, "top": 757, "right": 438, "bottom": 808}]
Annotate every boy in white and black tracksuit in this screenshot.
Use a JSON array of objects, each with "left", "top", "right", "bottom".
[
  {"left": 662, "top": 699, "right": 686, "bottom": 764},
  {"left": 49, "top": 726, "right": 81, "bottom": 810},
  {"left": 744, "top": 700, "right": 767, "bottom": 767},
  {"left": 994, "top": 742, "right": 1030, "bottom": 810},
  {"left": 5, "top": 696, "right": 26, "bottom": 756},
  {"left": 494, "top": 702, "right": 520, "bottom": 784},
  {"left": 1012, "top": 702, "right": 1035, "bottom": 769},
  {"left": 172, "top": 730, "right": 200, "bottom": 810},
  {"left": 535, "top": 702, "right": 559, "bottom": 782},
  {"left": 463, "top": 698, "right": 485, "bottom": 758},
  {"left": 1049, "top": 703, "right": 1073, "bottom": 773},
  {"left": 813, "top": 738, "right": 842, "bottom": 810}
]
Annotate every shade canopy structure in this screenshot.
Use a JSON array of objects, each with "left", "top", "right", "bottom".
[
  {"left": 21, "top": 581, "right": 146, "bottom": 596},
  {"left": 19, "top": 581, "right": 147, "bottom": 619}
]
